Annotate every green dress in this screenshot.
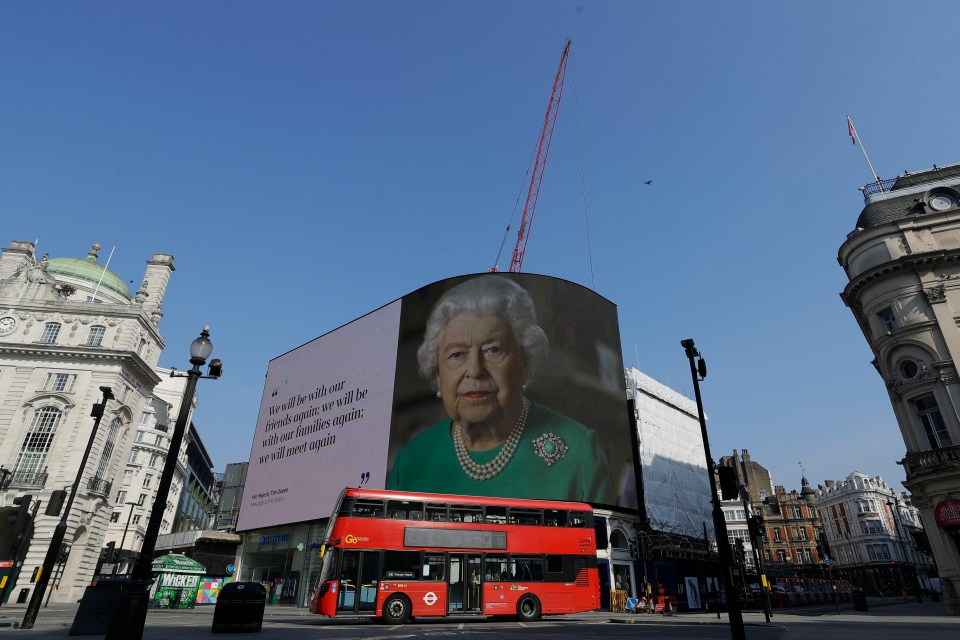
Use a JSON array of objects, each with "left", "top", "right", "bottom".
[{"left": 387, "top": 402, "right": 614, "bottom": 505}]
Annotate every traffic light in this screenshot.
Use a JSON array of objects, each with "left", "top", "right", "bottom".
[
  {"left": 45, "top": 489, "right": 67, "bottom": 517},
  {"left": 735, "top": 539, "right": 746, "bottom": 564},
  {"left": 104, "top": 541, "right": 117, "bottom": 564},
  {"left": 6, "top": 494, "right": 33, "bottom": 538},
  {"left": 718, "top": 466, "right": 738, "bottom": 500},
  {"left": 748, "top": 515, "right": 766, "bottom": 540},
  {"left": 57, "top": 544, "right": 71, "bottom": 564}
]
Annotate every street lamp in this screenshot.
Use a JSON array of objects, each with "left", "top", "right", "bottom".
[
  {"left": 681, "top": 339, "right": 746, "bottom": 640},
  {"left": 21, "top": 386, "right": 114, "bottom": 629},
  {"left": 106, "top": 326, "right": 222, "bottom": 640},
  {"left": 887, "top": 497, "right": 910, "bottom": 598}
]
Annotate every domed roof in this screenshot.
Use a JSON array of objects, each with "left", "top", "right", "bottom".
[{"left": 46, "top": 245, "right": 131, "bottom": 299}]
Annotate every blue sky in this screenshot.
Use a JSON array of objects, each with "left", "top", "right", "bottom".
[{"left": 4, "top": 1, "right": 958, "bottom": 494}]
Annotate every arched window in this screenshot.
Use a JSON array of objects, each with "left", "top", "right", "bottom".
[
  {"left": 13, "top": 406, "right": 63, "bottom": 477},
  {"left": 610, "top": 529, "right": 629, "bottom": 549},
  {"left": 40, "top": 322, "right": 62, "bottom": 344},
  {"left": 93, "top": 418, "right": 122, "bottom": 481},
  {"left": 86, "top": 325, "right": 106, "bottom": 347}
]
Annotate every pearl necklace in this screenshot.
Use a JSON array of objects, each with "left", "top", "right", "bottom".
[{"left": 453, "top": 398, "right": 529, "bottom": 481}]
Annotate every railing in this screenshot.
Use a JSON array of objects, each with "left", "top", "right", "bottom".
[
  {"left": 861, "top": 178, "right": 898, "bottom": 197},
  {"left": 9, "top": 469, "right": 49, "bottom": 488},
  {"left": 902, "top": 444, "right": 960, "bottom": 479},
  {"left": 87, "top": 476, "right": 113, "bottom": 495}
]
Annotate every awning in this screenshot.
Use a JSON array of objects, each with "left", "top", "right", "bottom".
[{"left": 151, "top": 554, "right": 207, "bottom": 575}]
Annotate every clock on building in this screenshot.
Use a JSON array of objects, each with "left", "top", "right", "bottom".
[{"left": 0, "top": 316, "right": 17, "bottom": 336}]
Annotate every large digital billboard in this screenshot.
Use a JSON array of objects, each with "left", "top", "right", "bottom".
[{"left": 237, "top": 273, "right": 635, "bottom": 532}]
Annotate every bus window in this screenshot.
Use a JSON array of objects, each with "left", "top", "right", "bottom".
[
  {"left": 569, "top": 511, "right": 591, "bottom": 527},
  {"left": 545, "top": 555, "right": 563, "bottom": 573},
  {"left": 387, "top": 500, "right": 424, "bottom": 520},
  {"left": 338, "top": 499, "right": 355, "bottom": 517},
  {"left": 424, "top": 554, "right": 445, "bottom": 581},
  {"left": 352, "top": 499, "right": 384, "bottom": 518},
  {"left": 544, "top": 509, "right": 566, "bottom": 526},
  {"left": 426, "top": 503, "right": 448, "bottom": 521},
  {"left": 484, "top": 506, "right": 507, "bottom": 524},
  {"left": 485, "top": 555, "right": 509, "bottom": 581},
  {"left": 512, "top": 557, "right": 543, "bottom": 581},
  {"left": 509, "top": 508, "right": 542, "bottom": 526},
  {"left": 450, "top": 504, "right": 482, "bottom": 523},
  {"left": 383, "top": 551, "right": 421, "bottom": 579}
]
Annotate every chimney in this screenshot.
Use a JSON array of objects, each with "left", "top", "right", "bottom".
[{"left": 139, "top": 253, "right": 175, "bottom": 325}]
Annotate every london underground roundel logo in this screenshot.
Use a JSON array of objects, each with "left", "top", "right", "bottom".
[{"left": 423, "top": 592, "right": 438, "bottom": 606}]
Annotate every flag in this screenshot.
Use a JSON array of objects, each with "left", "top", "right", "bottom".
[{"left": 847, "top": 116, "right": 856, "bottom": 145}]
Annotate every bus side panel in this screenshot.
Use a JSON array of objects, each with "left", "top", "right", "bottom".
[
  {"left": 317, "top": 581, "right": 339, "bottom": 617},
  {"left": 380, "top": 581, "right": 448, "bottom": 617}
]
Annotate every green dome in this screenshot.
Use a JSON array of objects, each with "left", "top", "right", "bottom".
[{"left": 47, "top": 253, "right": 132, "bottom": 299}]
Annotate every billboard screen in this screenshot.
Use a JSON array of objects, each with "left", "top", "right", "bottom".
[{"left": 238, "top": 273, "right": 635, "bottom": 532}]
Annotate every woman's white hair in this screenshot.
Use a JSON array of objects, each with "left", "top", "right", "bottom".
[{"left": 417, "top": 276, "right": 548, "bottom": 389}]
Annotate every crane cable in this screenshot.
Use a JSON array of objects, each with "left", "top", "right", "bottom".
[
  {"left": 491, "top": 136, "right": 539, "bottom": 272},
  {"left": 570, "top": 53, "right": 596, "bottom": 290}
]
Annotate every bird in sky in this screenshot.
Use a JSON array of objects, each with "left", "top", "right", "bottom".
[{"left": 644, "top": 180, "right": 653, "bottom": 186}]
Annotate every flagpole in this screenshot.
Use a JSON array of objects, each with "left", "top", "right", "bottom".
[
  {"left": 91, "top": 245, "right": 116, "bottom": 301},
  {"left": 847, "top": 115, "right": 883, "bottom": 193}
]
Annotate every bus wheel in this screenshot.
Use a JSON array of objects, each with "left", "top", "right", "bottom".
[
  {"left": 383, "top": 594, "right": 411, "bottom": 624},
  {"left": 516, "top": 594, "right": 541, "bottom": 622}
]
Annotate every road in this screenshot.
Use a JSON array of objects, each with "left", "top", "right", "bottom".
[{"left": 0, "top": 596, "right": 956, "bottom": 639}]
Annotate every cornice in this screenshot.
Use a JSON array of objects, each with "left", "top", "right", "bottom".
[
  {"left": 841, "top": 249, "right": 960, "bottom": 305},
  {"left": 0, "top": 298, "right": 165, "bottom": 343},
  {"left": 0, "top": 344, "right": 162, "bottom": 387}
]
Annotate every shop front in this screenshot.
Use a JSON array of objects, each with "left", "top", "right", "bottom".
[{"left": 237, "top": 525, "right": 311, "bottom": 605}]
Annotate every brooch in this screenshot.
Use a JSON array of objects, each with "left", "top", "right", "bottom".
[{"left": 532, "top": 433, "right": 568, "bottom": 466}]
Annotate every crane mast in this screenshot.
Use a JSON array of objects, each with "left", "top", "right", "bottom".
[{"left": 507, "top": 38, "right": 571, "bottom": 273}]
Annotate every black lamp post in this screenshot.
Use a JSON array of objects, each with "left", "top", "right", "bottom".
[
  {"left": 887, "top": 497, "right": 910, "bottom": 598},
  {"left": 106, "top": 326, "right": 222, "bottom": 640},
  {"left": 21, "top": 386, "right": 114, "bottom": 629},
  {"left": 681, "top": 339, "right": 745, "bottom": 640}
]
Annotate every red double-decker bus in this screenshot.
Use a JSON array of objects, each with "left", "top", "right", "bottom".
[{"left": 309, "top": 488, "right": 599, "bottom": 623}]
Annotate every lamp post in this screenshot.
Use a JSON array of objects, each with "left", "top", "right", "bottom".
[
  {"left": 106, "top": 326, "right": 222, "bottom": 640},
  {"left": 21, "top": 386, "right": 114, "bottom": 629},
  {"left": 113, "top": 503, "right": 137, "bottom": 575},
  {"left": 887, "top": 497, "right": 910, "bottom": 598},
  {"left": 681, "top": 339, "right": 745, "bottom": 640}
]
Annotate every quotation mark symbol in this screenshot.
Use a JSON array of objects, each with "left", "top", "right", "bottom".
[
  {"left": 271, "top": 388, "right": 279, "bottom": 397},
  {"left": 359, "top": 472, "right": 370, "bottom": 486}
]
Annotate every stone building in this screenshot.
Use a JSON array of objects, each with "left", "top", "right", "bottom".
[
  {"left": 816, "top": 471, "right": 932, "bottom": 596},
  {"left": 838, "top": 162, "right": 960, "bottom": 613},
  {"left": 0, "top": 241, "right": 173, "bottom": 603}
]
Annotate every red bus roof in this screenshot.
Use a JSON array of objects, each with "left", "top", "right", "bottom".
[{"left": 342, "top": 487, "right": 593, "bottom": 512}]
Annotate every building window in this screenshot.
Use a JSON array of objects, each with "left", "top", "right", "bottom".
[
  {"left": 155, "top": 434, "right": 164, "bottom": 446},
  {"left": 132, "top": 515, "right": 141, "bottom": 525},
  {"left": 867, "top": 544, "right": 891, "bottom": 560},
  {"left": 138, "top": 494, "right": 146, "bottom": 506},
  {"left": 86, "top": 325, "right": 106, "bottom": 347},
  {"left": 139, "top": 412, "right": 150, "bottom": 425},
  {"left": 44, "top": 373, "right": 77, "bottom": 392},
  {"left": 135, "top": 430, "right": 144, "bottom": 443},
  {"left": 13, "top": 406, "right": 64, "bottom": 477},
  {"left": 85, "top": 296, "right": 102, "bottom": 304},
  {"left": 915, "top": 394, "right": 953, "bottom": 448},
  {"left": 794, "top": 507, "right": 802, "bottom": 518},
  {"left": 797, "top": 527, "right": 808, "bottom": 541},
  {"left": 123, "top": 470, "right": 133, "bottom": 485},
  {"left": 879, "top": 307, "right": 899, "bottom": 332},
  {"left": 93, "top": 418, "right": 122, "bottom": 483},
  {"left": 777, "top": 550, "right": 787, "bottom": 563},
  {"left": 143, "top": 474, "right": 153, "bottom": 488},
  {"left": 129, "top": 449, "right": 139, "bottom": 464},
  {"left": 900, "top": 360, "right": 920, "bottom": 379},
  {"left": 773, "top": 528, "right": 782, "bottom": 542},
  {"left": 150, "top": 453, "right": 160, "bottom": 468},
  {"left": 39, "top": 322, "right": 61, "bottom": 343},
  {"left": 110, "top": 511, "right": 121, "bottom": 523},
  {"left": 117, "top": 491, "right": 127, "bottom": 505}
]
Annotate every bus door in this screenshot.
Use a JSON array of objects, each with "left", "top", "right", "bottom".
[
  {"left": 335, "top": 550, "right": 381, "bottom": 614},
  {"left": 448, "top": 554, "right": 482, "bottom": 614}
]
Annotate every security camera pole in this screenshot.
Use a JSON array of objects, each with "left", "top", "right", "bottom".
[
  {"left": 681, "top": 339, "right": 745, "bottom": 640},
  {"left": 21, "top": 386, "right": 114, "bottom": 629}
]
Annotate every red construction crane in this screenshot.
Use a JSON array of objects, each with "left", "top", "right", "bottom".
[{"left": 497, "top": 38, "right": 571, "bottom": 273}]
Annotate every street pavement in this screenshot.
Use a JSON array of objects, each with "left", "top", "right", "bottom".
[{"left": 0, "top": 596, "right": 956, "bottom": 639}]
